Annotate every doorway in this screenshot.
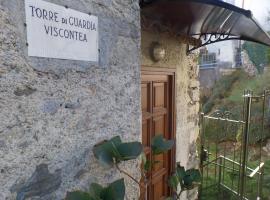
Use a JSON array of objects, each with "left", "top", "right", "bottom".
[{"left": 141, "top": 68, "right": 176, "bottom": 200}]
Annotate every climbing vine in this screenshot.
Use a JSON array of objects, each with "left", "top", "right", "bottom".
[{"left": 65, "top": 135, "right": 201, "bottom": 200}]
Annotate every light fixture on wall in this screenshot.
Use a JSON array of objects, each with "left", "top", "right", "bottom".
[{"left": 150, "top": 42, "right": 166, "bottom": 62}]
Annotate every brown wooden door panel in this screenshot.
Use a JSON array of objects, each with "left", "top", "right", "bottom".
[
  {"left": 153, "top": 82, "right": 167, "bottom": 109},
  {"left": 141, "top": 83, "right": 151, "bottom": 113},
  {"left": 152, "top": 173, "right": 168, "bottom": 200},
  {"left": 141, "top": 71, "right": 175, "bottom": 200},
  {"left": 153, "top": 116, "right": 167, "bottom": 136},
  {"left": 142, "top": 120, "right": 150, "bottom": 146}
]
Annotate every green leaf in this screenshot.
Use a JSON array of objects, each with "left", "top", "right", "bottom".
[
  {"left": 65, "top": 191, "right": 91, "bottom": 200},
  {"left": 165, "top": 197, "right": 174, "bottom": 200},
  {"left": 168, "top": 174, "right": 179, "bottom": 191},
  {"left": 151, "top": 135, "right": 174, "bottom": 155},
  {"left": 176, "top": 164, "right": 186, "bottom": 180},
  {"left": 93, "top": 136, "right": 143, "bottom": 167},
  {"left": 182, "top": 168, "right": 201, "bottom": 189},
  {"left": 93, "top": 136, "right": 122, "bottom": 168},
  {"left": 101, "top": 179, "right": 125, "bottom": 200},
  {"left": 93, "top": 141, "right": 115, "bottom": 168},
  {"left": 110, "top": 136, "right": 122, "bottom": 146},
  {"left": 89, "top": 183, "right": 103, "bottom": 199},
  {"left": 185, "top": 169, "right": 201, "bottom": 183},
  {"left": 117, "top": 142, "right": 143, "bottom": 161},
  {"left": 109, "top": 136, "right": 123, "bottom": 160},
  {"left": 183, "top": 174, "right": 193, "bottom": 188},
  {"left": 168, "top": 164, "right": 201, "bottom": 192}
]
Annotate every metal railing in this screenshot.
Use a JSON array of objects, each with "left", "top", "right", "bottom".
[
  {"left": 199, "top": 90, "right": 269, "bottom": 200},
  {"left": 202, "top": 155, "right": 264, "bottom": 200}
]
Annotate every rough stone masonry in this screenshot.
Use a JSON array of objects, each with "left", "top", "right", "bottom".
[{"left": 0, "top": 0, "right": 141, "bottom": 199}]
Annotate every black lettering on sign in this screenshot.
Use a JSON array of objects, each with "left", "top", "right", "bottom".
[
  {"left": 53, "top": 27, "right": 58, "bottom": 37},
  {"left": 29, "top": 5, "right": 35, "bottom": 17},
  {"left": 48, "top": 10, "right": 54, "bottom": 21},
  {"left": 44, "top": 25, "right": 88, "bottom": 42},
  {"left": 68, "top": 17, "right": 97, "bottom": 31},
  {"left": 36, "top": 8, "right": 42, "bottom": 18},
  {"left": 62, "top": 18, "right": 67, "bottom": 24},
  {"left": 29, "top": 5, "right": 59, "bottom": 22},
  {"left": 43, "top": 9, "right": 48, "bottom": 20},
  {"left": 44, "top": 25, "right": 50, "bottom": 34},
  {"left": 83, "top": 20, "right": 87, "bottom": 29},
  {"left": 54, "top": 12, "right": 59, "bottom": 22}
]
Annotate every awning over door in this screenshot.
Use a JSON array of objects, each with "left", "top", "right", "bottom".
[{"left": 141, "top": 0, "right": 270, "bottom": 52}]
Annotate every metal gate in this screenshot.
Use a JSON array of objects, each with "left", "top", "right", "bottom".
[{"left": 199, "top": 90, "right": 269, "bottom": 200}]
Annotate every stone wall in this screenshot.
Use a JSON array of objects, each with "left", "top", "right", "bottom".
[
  {"left": 0, "top": 0, "right": 141, "bottom": 199},
  {"left": 141, "top": 30, "right": 200, "bottom": 199}
]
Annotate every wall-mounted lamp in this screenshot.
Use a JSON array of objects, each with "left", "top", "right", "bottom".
[{"left": 150, "top": 42, "right": 166, "bottom": 62}]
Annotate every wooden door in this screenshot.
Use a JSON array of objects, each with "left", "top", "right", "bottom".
[{"left": 141, "top": 70, "right": 175, "bottom": 200}]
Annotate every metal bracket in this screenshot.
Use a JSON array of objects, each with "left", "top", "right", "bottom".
[{"left": 187, "top": 33, "right": 241, "bottom": 53}]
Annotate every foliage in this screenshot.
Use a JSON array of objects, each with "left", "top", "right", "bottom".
[
  {"left": 141, "top": 135, "right": 174, "bottom": 172},
  {"left": 243, "top": 42, "right": 270, "bottom": 73},
  {"left": 168, "top": 164, "right": 201, "bottom": 200},
  {"left": 92, "top": 136, "right": 143, "bottom": 168},
  {"left": 203, "top": 118, "right": 240, "bottom": 143},
  {"left": 203, "top": 70, "right": 270, "bottom": 144},
  {"left": 201, "top": 69, "right": 270, "bottom": 199},
  {"left": 65, "top": 135, "right": 192, "bottom": 200},
  {"left": 151, "top": 135, "right": 174, "bottom": 155},
  {"left": 203, "top": 70, "right": 243, "bottom": 113},
  {"left": 66, "top": 179, "right": 125, "bottom": 200}
]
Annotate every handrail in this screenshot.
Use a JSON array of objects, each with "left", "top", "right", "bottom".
[
  {"left": 202, "top": 155, "right": 264, "bottom": 176},
  {"left": 219, "top": 156, "right": 254, "bottom": 172},
  {"left": 248, "top": 162, "right": 264, "bottom": 178},
  {"left": 203, "top": 115, "right": 245, "bottom": 124}
]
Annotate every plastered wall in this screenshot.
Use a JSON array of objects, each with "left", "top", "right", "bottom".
[{"left": 141, "top": 29, "right": 200, "bottom": 199}]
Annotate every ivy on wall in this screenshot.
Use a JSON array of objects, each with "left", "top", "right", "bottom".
[{"left": 65, "top": 135, "right": 201, "bottom": 200}]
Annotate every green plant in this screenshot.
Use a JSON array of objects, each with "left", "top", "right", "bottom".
[
  {"left": 203, "top": 70, "right": 243, "bottom": 114},
  {"left": 92, "top": 136, "right": 143, "bottom": 169},
  {"left": 151, "top": 135, "right": 174, "bottom": 155},
  {"left": 243, "top": 41, "right": 270, "bottom": 73},
  {"left": 66, "top": 135, "right": 200, "bottom": 200},
  {"left": 66, "top": 179, "right": 125, "bottom": 200},
  {"left": 167, "top": 163, "right": 201, "bottom": 200}
]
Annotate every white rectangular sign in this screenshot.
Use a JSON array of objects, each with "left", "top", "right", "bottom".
[{"left": 25, "top": 0, "right": 98, "bottom": 62}]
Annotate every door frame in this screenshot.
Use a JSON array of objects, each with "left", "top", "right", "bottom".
[{"left": 141, "top": 66, "right": 177, "bottom": 197}]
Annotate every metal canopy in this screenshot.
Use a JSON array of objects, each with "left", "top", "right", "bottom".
[{"left": 141, "top": 0, "right": 270, "bottom": 52}]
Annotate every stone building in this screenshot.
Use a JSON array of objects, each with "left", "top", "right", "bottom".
[
  {"left": 1, "top": 0, "right": 270, "bottom": 200},
  {"left": 0, "top": 1, "right": 199, "bottom": 199}
]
